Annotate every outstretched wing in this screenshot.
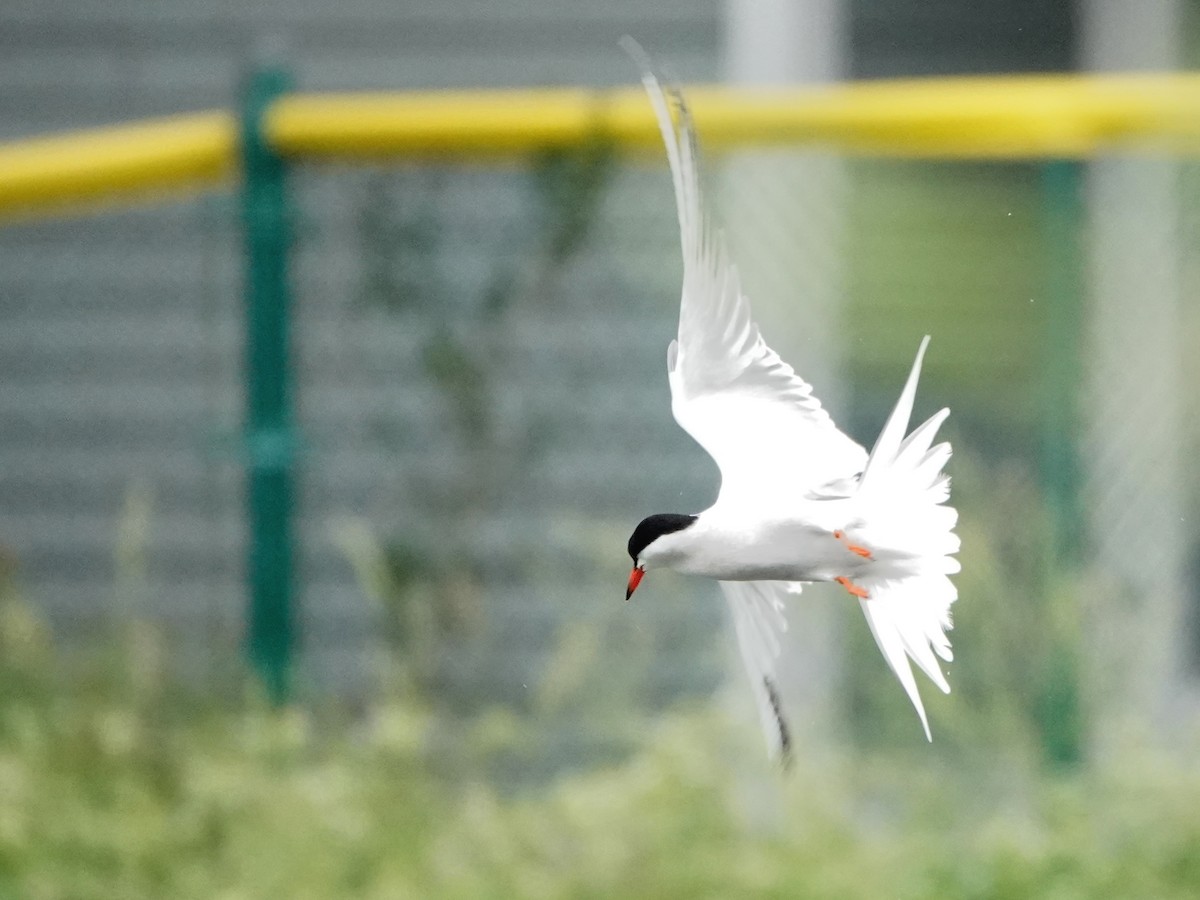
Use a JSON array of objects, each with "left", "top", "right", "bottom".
[
  {"left": 718, "top": 579, "right": 804, "bottom": 765},
  {"left": 631, "top": 52, "right": 867, "bottom": 504}
]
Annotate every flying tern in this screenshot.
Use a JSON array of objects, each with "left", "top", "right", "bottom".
[{"left": 622, "top": 49, "right": 960, "bottom": 764}]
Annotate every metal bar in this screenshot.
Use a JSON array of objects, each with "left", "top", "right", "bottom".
[
  {"left": 264, "top": 74, "right": 1200, "bottom": 161},
  {"left": 1040, "top": 160, "right": 1085, "bottom": 564},
  {"left": 5, "top": 73, "right": 1200, "bottom": 223},
  {"left": 0, "top": 112, "right": 236, "bottom": 222},
  {"left": 1036, "top": 159, "right": 1085, "bottom": 767},
  {"left": 240, "top": 63, "right": 297, "bottom": 703}
]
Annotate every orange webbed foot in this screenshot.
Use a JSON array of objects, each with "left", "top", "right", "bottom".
[
  {"left": 833, "top": 529, "right": 873, "bottom": 560},
  {"left": 834, "top": 576, "right": 870, "bottom": 600}
]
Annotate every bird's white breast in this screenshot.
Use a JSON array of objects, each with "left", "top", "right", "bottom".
[{"left": 652, "top": 500, "right": 868, "bottom": 583}]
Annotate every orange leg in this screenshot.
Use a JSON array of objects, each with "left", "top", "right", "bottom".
[
  {"left": 833, "top": 530, "right": 873, "bottom": 560},
  {"left": 834, "top": 576, "right": 870, "bottom": 600}
]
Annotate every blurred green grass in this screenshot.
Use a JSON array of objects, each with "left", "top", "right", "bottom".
[{"left": 1, "top": 593, "right": 1199, "bottom": 899}]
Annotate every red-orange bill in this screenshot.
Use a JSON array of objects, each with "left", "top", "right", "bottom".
[{"left": 625, "top": 566, "right": 645, "bottom": 601}]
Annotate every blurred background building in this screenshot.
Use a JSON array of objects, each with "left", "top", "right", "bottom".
[{"left": 1, "top": 0, "right": 1198, "bottom": 780}]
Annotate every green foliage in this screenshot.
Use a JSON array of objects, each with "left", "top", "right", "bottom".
[{"left": 0, "top": 605, "right": 1198, "bottom": 899}]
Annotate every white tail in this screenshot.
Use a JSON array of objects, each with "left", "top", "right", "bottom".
[{"left": 855, "top": 336, "right": 960, "bottom": 740}]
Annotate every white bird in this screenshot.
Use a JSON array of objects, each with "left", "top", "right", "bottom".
[{"left": 622, "top": 47, "right": 960, "bottom": 765}]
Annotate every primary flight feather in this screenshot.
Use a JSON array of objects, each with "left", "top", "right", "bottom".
[{"left": 622, "top": 43, "right": 961, "bottom": 764}]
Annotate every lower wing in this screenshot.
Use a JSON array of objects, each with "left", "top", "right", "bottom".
[{"left": 718, "top": 579, "right": 804, "bottom": 766}]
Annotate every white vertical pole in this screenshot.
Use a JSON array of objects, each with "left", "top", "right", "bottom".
[
  {"left": 726, "top": 0, "right": 844, "bottom": 84},
  {"left": 1080, "top": 0, "right": 1189, "bottom": 754},
  {"left": 721, "top": 0, "right": 848, "bottom": 774}
]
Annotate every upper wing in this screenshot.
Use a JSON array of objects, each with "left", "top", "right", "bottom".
[
  {"left": 719, "top": 579, "right": 803, "bottom": 765},
  {"left": 632, "top": 56, "right": 868, "bottom": 503}
]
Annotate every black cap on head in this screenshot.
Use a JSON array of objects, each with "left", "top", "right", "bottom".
[{"left": 627, "top": 513, "right": 697, "bottom": 561}]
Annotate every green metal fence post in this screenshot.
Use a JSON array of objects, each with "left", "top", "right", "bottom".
[
  {"left": 1037, "top": 159, "right": 1085, "bottom": 767},
  {"left": 1041, "top": 160, "right": 1085, "bottom": 563},
  {"left": 240, "top": 62, "right": 297, "bottom": 703}
]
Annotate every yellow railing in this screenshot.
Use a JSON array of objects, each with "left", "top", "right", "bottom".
[
  {"left": 3, "top": 73, "right": 1200, "bottom": 222},
  {"left": 0, "top": 112, "right": 238, "bottom": 222}
]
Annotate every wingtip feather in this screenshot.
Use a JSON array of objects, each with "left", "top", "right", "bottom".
[
  {"left": 861, "top": 336, "right": 934, "bottom": 490},
  {"left": 618, "top": 35, "right": 652, "bottom": 75}
]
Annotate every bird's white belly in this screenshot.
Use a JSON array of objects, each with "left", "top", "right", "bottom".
[{"left": 672, "top": 510, "right": 868, "bottom": 583}]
